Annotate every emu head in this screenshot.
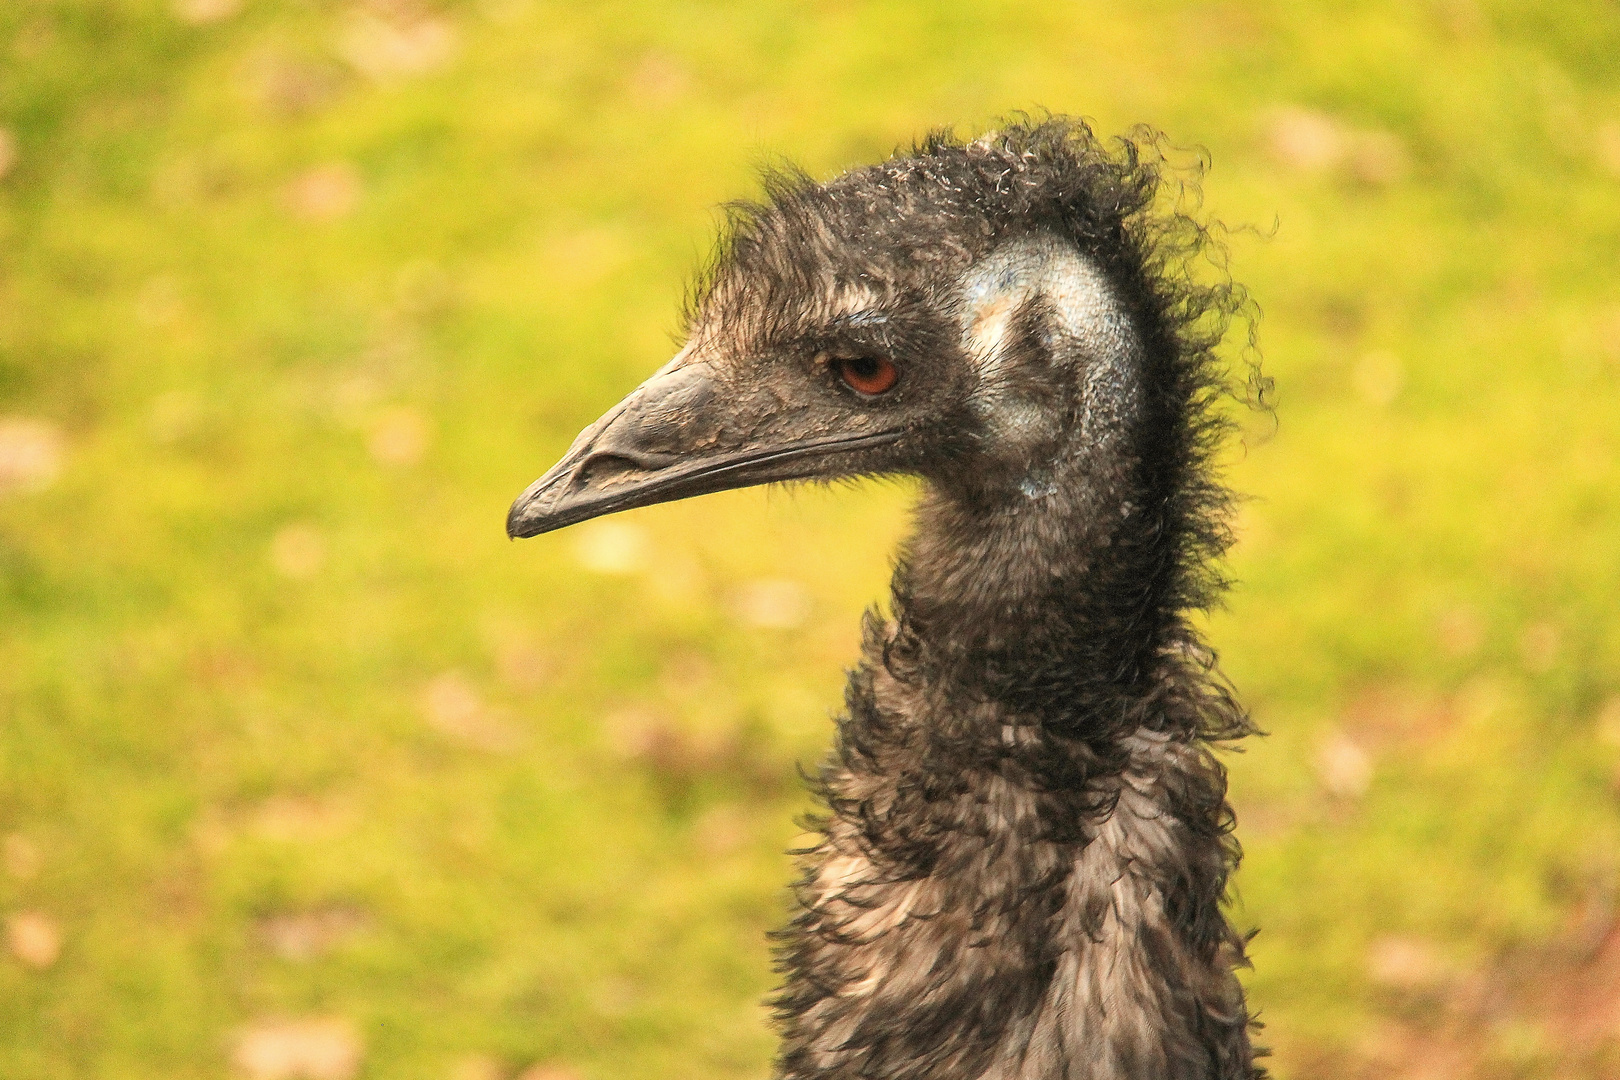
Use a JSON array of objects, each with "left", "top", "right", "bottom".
[{"left": 507, "top": 127, "right": 1154, "bottom": 540}]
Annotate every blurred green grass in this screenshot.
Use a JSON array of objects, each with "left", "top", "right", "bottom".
[{"left": 2, "top": 1, "right": 1619, "bottom": 1078}]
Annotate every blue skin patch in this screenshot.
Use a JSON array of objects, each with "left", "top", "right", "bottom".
[{"left": 1019, "top": 471, "right": 1059, "bottom": 499}]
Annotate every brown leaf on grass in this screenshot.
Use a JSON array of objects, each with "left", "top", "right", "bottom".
[
  {"left": 1548, "top": 927, "right": 1620, "bottom": 1046},
  {"left": 481, "top": 613, "right": 554, "bottom": 692},
  {"left": 422, "top": 671, "right": 520, "bottom": 752},
  {"left": 571, "top": 520, "right": 647, "bottom": 575},
  {"left": 270, "top": 524, "right": 326, "bottom": 579},
  {"left": 1326, "top": 884, "right": 1620, "bottom": 1079},
  {"left": 1518, "top": 621, "right": 1561, "bottom": 674},
  {"left": 729, "top": 578, "right": 810, "bottom": 630},
  {"left": 590, "top": 976, "right": 636, "bottom": 1018},
  {"left": 1354, "top": 1022, "right": 1478, "bottom": 1080},
  {"left": 284, "top": 163, "right": 362, "bottom": 222},
  {"left": 515, "top": 1065, "right": 581, "bottom": 1080},
  {"left": 1266, "top": 106, "right": 1346, "bottom": 173},
  {"left": 249, "top": 796, "right": 356, "bottom": 842},
  {"left": 1597, "top": 121, "right": 1620, "bottom": 179},
  {"left": 243, "top": 50, "right": 346, "bottom": 115},
  {"left": 1435, "top": 606, "right": 1485, "bottom": 658},
  {"left": 448, "top": 1055, "right": 504, "bottom": 1080},
  {"left": 693, "top": 803, "right": 750, "bottom": 857},
  {"left": 1346, "top": 130, "right": 1410, "bottom": 187},
  {"left": 257, "top": 907, "right": 371, "bottom": 961},
  {"left": 1597, "top": 697, "right": 1620, "bottom": 748},
  {"left": 658, "top": 650, "right": 712, "bottom": 698},
  {"left": 173, "top": 0, "right": 242, "bottom": 24},
  {"left": 339, "top": 11, "right": 457, "bottom": 81},
  {"left": 6, "top": 911, "right": 61, "bottom": 969},
  {"left": 494, "top": 641, "right": 551, "bottom": 692},
  {"left": 367, "top": 406, "right": 430, "bottom": 466},
  {"left": 1368, "top": 935, "right": 1450, "bottom": 993},
  {"left": 1262, "top": 106, "right": 1410, "bottom": 187},
  {"left": 135, "top": 276, "right": 186, "bottom": 328},
  {"left": 628, "top": 51, "right": 690, "bottom": 105},
  {"left": 1352, "top": 350, "right": 1404, "bottom": 406},
  {"left": 1226, "top": 797, "right": 1302, "bottom": 840},
  {"left": 0, "top": 417, "right": 64, "bottom": 495},
  {"left": 233, "top": 1017, "right": 363, "bottom": 1080},
  {"left": 443, "top": 1055, "right": 498, "bottom": 1080},
  {"left": 1316, "top": 731, "right": 1373, "bottom": 799},
  {"left": 607, "top": 706, "right": 785, "bottom": 800},
  {"left": 1337, "top": 686, "right": 1459, "bottom": 752},
  {"left": 1434, "top": 0, "right": 1485, "bottom": 38},
  {"left": 1598, "top": 308, "right": 1620, "bottom": 369}
]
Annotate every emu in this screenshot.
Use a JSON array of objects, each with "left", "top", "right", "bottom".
[{"left": 508, "top": 118, "right": 1263, "bottom": 1080}]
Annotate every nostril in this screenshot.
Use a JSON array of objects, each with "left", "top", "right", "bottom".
[{"left": 576, "top": 452, "right": 651, "bottom": 487}]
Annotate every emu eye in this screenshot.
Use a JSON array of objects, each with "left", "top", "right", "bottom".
[{"left": 833, "top": 356, "right": 899, "bottom": 396}]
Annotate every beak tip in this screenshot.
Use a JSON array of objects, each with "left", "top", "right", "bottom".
[{"left": 506, "top": 497, "right": 540, "bottom": 540}]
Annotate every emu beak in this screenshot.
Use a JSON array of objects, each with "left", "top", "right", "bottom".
[{"left": 506, "top": 354, "right": 903, "bottom": 538}]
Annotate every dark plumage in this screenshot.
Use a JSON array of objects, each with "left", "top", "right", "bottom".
[{"left": 509, "top": 117, "right": 1265, "bottom": 1080}]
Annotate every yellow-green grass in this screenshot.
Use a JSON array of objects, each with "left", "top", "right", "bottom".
[{"left": 2, "top": 1, "right": 1619, "bottom": 1077}]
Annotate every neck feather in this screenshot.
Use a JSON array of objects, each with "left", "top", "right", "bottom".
[
  {"left": 771, "top": 467, "right": 1260, "bottom": 1078},
  {"left": 893, "top": 446, "right": 1187, "bottom": 751}
]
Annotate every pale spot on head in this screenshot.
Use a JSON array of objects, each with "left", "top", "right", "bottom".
[
  {"left": 957, "top": 233, "right": 1143, "bottom": 467},
  {"left": 967, "top": 294, "right": 1016, "bottom": 363}
]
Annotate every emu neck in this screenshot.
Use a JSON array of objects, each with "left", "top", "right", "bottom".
[
  {"left": 772, "top": 460, "right": 1259, "bottom": 1080},
  {"left": 895, "top": 458, "right": 1166, "bottom": 750}
]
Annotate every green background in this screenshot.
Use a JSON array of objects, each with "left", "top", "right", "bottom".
[{"left": 2, "top": 1, "right": 1619, "bottom": 1077}]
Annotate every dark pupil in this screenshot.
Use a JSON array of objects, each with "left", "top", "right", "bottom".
[{"left": 847, "top": 358, "right": 879, "bottom": 378}]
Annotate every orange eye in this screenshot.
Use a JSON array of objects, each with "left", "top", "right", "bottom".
[{"left": 834, "top": 356, "right": 899, "bottom": 396}]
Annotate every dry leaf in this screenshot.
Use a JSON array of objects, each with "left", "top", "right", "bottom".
[
  {"left": 1436, "top": 606, "right": 1485, "bottom": 658},
  {"left": 515, "top": 1065, "right": 581, "bottom": 1080},
  {"left": 284, "top": 163, "right": 362, "bottom": 222},
  {"left": 0, "top": 417, "right": 65, "bottom": 494},
  {"left": 1519, "top": 622, "right": 1561, "bottom": 673},
  {"left": 421, "top": 672, "right": 519, "bottom": 751},
  {"left": 1352, "top": 350, "right": 1404, "bottom": 406},
  {"left": 1263, "top": 106, "right": 1409, "bottom": 187},
  {"left": 1317, "top": 731, "right": 1373, "bottom": 799},
  {"left": 1367, "top": 935, "right": 1448, "bottom": 991},
  {"left": 448, "top": 1055, "right": 504, "bottom": 1080},
  {"left": 731, "top": 579, "right": 810, "bottom": 630},
  {"left": 1597, "top": 697, "right": 1620, "bottom": 748},
  {"left": 339, "top": 12, "right": 456, "bottom": 81},
  {"left": 233, "top": 1017, "right": 363, "bottom": 1080},
  {"left": 257, "top": 907, "right": 370, "bottom": 961},
  {"left": 6, "top": 911, "right": 61, "bottom": 969},
  {"left": 173, "top": 0, "right": 242, "bottom": 24},
  {"left": 270, "top": 524, "right": 326, "bottom": 580},
  {"left": 1265, "top": 106, "right": 1347, "bottom": 173},
  {"left": 249, "top": 796, "right": 354, "bottom": 841},
  {"left": 1596, "top": 122, "right": 1620, "bottom": 179},
  {"left": 367, "top": 406, "right": 430, "bottom": 466},
  {"left": 572, "top": 521, "right": 646, "bottom": 575}
]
